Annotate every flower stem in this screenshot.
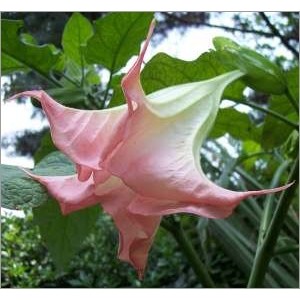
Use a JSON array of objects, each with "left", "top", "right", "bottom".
[
  {"left": 257, "top": 160, "right": 291, "bottom": 247},
  {"left": 247, "top": 156, "right": 299, "bottom": 287},
  {"left": 161, "top": 218, "right": 215, "bottom": 288}
]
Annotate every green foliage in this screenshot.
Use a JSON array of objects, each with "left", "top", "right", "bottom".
[
  {"left": 1, "top": 152, "right": 74, "bottom": 209},
  {"left": 1, "top": 12, "right": 299, "bottom": 288},
  {"left": 33, "top": 200, "right": 100, "bottom": 270},
  {"left": 1, "top": 20, "right": 62, "bottom": 78},
  {"left": 62, "top": 12, "right": 93, "bottom": 65},
  {"left": 141, "top": 51, "right": 245, "bottom": 100},
  {"left": 262, "top": 67, "right": 299, "bottom": 149},
  {"left": 1, "top": 165, "right": 49, "bottom": 210},
  {"left": 213, "top": 36, "right": 286, "bottom": 95},
  {"left": 86, "top": 13, "right": 153, "bottom": 73},
  {"left": 210, "top": 108, "right": 261, "bottom": 142},
  {"left": 34, "top": 131, "right": 57, "bottom": 164}
]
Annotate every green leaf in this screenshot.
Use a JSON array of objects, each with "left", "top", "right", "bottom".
[
  {"left": 34, "top": 151, "right": 75, "bottom": 176},
  {"left": 34, "top": 131, "right": 57, "bottom": 164},
  {"left": 1, "top": 19, "right": 61, "bottom": 78},
  {"left": 261, "top": 67, "right": 299, "bottom": 149},
  {"left": 241, "top": 140, "right": 262, "bottom": 171},
  {"left": 62, "top": 12, "right": 93, "bottom": 65},
  {"left": 213, "top": 36, "right": 286, "bottom": 95},
  {"left": 1, "top": 165, "right": 49, "bottom": 210},
  {"left": 1, "top": 152, "right": 74, "bottom": 210},
  {"left": 1, "top": 53, "right": 29, "bottom": 75},
  {"left": 141, "top": 51, "right": 245, "bottom": 100},
  {"left": 262, "top": 68, "right": 298, "bottom": 149},
  {"left": 209, "top": 108, "right": 261, "bottom": 142},
  {"left": 86, "top": 12, "right": 153, "bottom": 73},
  {"left": 2, "top": 151, "right": 100, "bottom": 270},
  {"left": 286, "top": 66, "right": 299, "bottom": 103},
  {"left": 33, "top": 199, "right": 100, "bottom": 270},
  {"left": 109, "top": 74, "right": 124, "bottom": 107},
  {"left": 262, "top": 95, "right": 298, "bottom": 149},
  {"left": 46, "top": 87, "right": 87, "bottom": 105}
]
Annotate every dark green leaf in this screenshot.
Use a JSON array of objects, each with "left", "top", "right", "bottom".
[
  {"left": 262, "top": 95, "right": 298, "bottom": 149},
  {"left": 141, "top": 51, "right": 245, "bottom": 100},
  {"left": 33, "top": 199, "right": 100, "bottom": 270},
  {"left": 34, "top": 131, "right": 57, "bottom": 164},
  {"left": 1, "top": 152, "right": 74, "bottom": 210},
  {"left": 262, "top": 68, "right": 298, "bottom": 150},
  {"left": 286, "top": 67, "right": 299, "bottom": 103},
  {"left": 261, "top": 67, "right": 299, "bottom": 149},
  {"left": 1, "top": 165, "right": 49, "bottom": 210},
  {"left": 34, "top": 151, "right": 75, "bottom": 176},
  {"left": 209, "top": 108, "right": 261, "bottom": 142},
  {"left": 46, "top": 87, "right": 87, "bottom": 105},
  {"left": 86, "top": 12, "right": 153, "bottom": 73},
  {"left": 1, "top": 19, "right": 61, "bottom": 77},
  {"left": 62, "top": 12, "right": 93, "bottom": 65}
]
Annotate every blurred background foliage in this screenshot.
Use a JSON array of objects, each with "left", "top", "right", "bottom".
[{"left": 1, "top": 12, "right": 299, "bottom": 288}]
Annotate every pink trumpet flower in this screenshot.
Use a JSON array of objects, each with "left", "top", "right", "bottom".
[{"left": 9, "top": 19, "right": 293, "bottom": 278}]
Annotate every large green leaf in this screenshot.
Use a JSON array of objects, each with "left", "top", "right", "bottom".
[
  {"left": 1, "top": 53, "right": 29, "bottom": 75},
  {"left": 1, "top": 19, "right": 61, "bottom": 77},
  {"left": 86, "top": 12, "right": 153, "bottom": 73},
  {"left": 1, "top": 152, "right": 74, "bottom": 210},
  {"left": 262, "top": 67, "right": 299, "bottom": 149},
  {"left": 2, "top": 151, "right": 100, "bottom": 270},
  {"left": 62, "top": 12, "right": 93, "bottom": 65},
  {"left": 209, "top": 108, "right": 261, "bottom": 142},
  {"left": 110, "top": 50, "right": 246, "bottom": 107},
  {"left": 141, "top": 51, "right": 245, "bottom": 100},
  {"left": 33, "top": 199, "right": 100, "bottom": 270}
]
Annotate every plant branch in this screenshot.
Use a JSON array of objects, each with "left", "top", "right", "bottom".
[
  {"left": 247, "top": 156, "right": 299, "bottom": 287},
  {"left": 161, "top": 217, "right": 215, "bottom": 288},
  {"left": 259, "top": 12, "right": 299, "bottom": 58},
  {"left": 162, "top": 12, "right": 276, "bottom": 38},
  {"left": 228, "top": 98, "right": 299, "bottom": 130}
]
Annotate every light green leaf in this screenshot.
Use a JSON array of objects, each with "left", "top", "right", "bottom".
[
  {"left": 86, "top": 12, "right": 153, "bottom": 73},
  {"left": 33, "top": 199, "right": 100, "bottom": 270},
  {"left": 1, "top": 19, "right": 61, "bottom": 77},
  {"left": 62, "top": 12, "right": 93, "bottom": 65},
  {"left": 1, "top": 53, "right": 29, "bottom": 75},
  {"left": 213, "top": 36, "right": 286, "bottom": 95}
]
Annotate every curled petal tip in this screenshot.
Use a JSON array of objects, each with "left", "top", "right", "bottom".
[
  {"left": 238, "top": 181, "right": 295, "bottom": 201},
  {"left": 137, "top": 269, "right": 144, "bottom": 281}
]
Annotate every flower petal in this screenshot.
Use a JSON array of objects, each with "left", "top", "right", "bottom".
[
  {"left": 95, "top": 176, "right": 161, "bottom": 279},
  {"left": 9, "top": 91, "right": 128, "bottom": 175},
  {"left": 128, "top": 182, "right": 294, "bottom": 219},
  {"left": 120, "top": 19, "right": 155, "bottom": 113},
  {"left": 22, "top": 168, "right": 99, "bottom": 214},
  {"left": 108, "top": 68, "right": 292, "bottom": 217}
]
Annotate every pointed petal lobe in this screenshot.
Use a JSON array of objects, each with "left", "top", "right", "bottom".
[{"left": 9, "top": 91, "right": 128, "bottom": 173}]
